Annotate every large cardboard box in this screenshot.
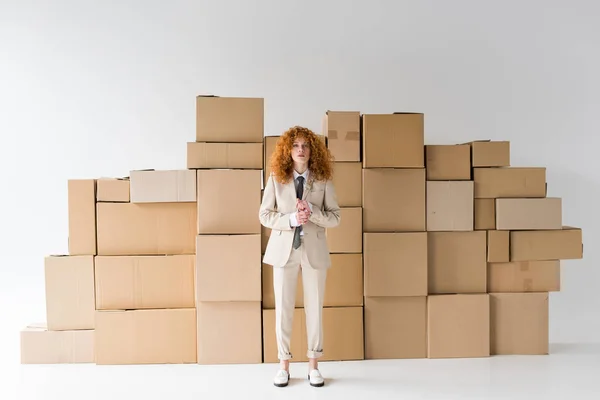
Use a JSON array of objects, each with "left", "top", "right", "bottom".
[
  {"left": 473, "top": 167, "right": 546, "bottom": 198},
  {"left": 488, "top": 260, "right": 560, "bottom": 293},
  {"left": 96, "top": 178, "right": 130, "bottom": 202},
  {"left": 426, "top": 181, "right": 474, "bottom": 231},
  {"left": 187, "top": 142, "right": 263, "bottom": 169},
  {"left": 95, "top": 308, "right": 197, "bottom": 365},
  {"left": 332, "top": 162, "right": 362, "bottom": 207},
  {"left": 197, "top": 169, "right": 261, "bottom": 234},
  {"left": 427, "top": 294, "right": 490, "bottom": 358},
  {"left": 196, "top": 301, "right": 262, "bottom": 364},
  {"left": 322, "top": 111, "right": 360, "bottom": 161},
  {"left": 263, "top": 308, "right": 306, "bottom": 363},
  {"left": 364, "top": 233, "right": 427, "bottom": 297},
  {"left": 475, "top": 199, "right": 495, "bottom": 230},
  {"left": 196, "top": 96, "right": 263, "bottom": 143},
  {"left": 428, "top": 231, "right": 487, "bottom": 294},
  {"left": 96, "top": 203, "right": 196, "bottom": 255},
  {"left": 425, "top": 144, "right": 471, "bottom": 180},
  {"left": 196, "top": 235, "right": 261, "bottom": 302},
  {"left": 45, "top": 255, "right": 95, "bottom": 330},
  {"left": 320, "top": 306, "right": 364, "bottom": 361},
  {"left": 496, "top": 198, "right": 562, "bottom": 230},
  {"left": 20, "top": 324, "right": 94, "bottom": 364},
  {"left": 487, "top": 230, "right": 509, "bottom": 262},
  {"left": 130, "top": 170, "right": 196, "bottom": 203},
  {"left": 362, "top": 113, "right": 424, "bottom": 168},
  {"left": 364, "top": 296, "right": 427, "bottom": 359},
  {"left": 363, "top": 168, "right": 426, "bottom": 232},
  {"left": 326, "top": 207, "right": 362, "bottom": 253},
  {"left": 490, "top": 293, "right": 549, "bottom": 355},
  {"left": 68, "top": 179, "right": 96, "bottom": 255},
  {"left": 510, "top": 227, "right": 583, "bottom": 261},
  {"left": 94, "top": 255, "right": 195, "bottom": 310},
  {"left": 470, "top": 140, "right": 510, "bottom": 167}
]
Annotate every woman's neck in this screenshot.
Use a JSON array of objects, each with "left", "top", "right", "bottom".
[{"left": 294, "top": 164, "right": 308, "bottom": 175}]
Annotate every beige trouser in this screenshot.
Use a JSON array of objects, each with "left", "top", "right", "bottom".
[{"left": 273, "top": 238, "right": 327, "bottom": 360}]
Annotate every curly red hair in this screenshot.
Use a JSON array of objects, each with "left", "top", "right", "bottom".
[{"left": 270, "top": 126, "right": 334, "bottom": 184}]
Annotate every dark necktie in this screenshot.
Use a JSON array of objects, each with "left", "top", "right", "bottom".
[{"left": 292, "top": 176, "right": 304, "bottom": 249}]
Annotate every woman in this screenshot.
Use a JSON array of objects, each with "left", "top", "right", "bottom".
[{"left": 259, "top": 126, "right": 341, "bottom": 387}]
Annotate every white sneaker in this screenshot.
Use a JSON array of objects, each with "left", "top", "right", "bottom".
[
  {"left": 273, "top": 369, "right": 289, "bottom": 387},
  {"left": 308, "top": 369, "right": 324, "bottom": 387}
]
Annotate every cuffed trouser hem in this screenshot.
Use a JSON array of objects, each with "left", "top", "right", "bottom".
[
  {"left": 278, "top": 353, "right": 293, "bottom": 361},
  {"left": 307, "top": 350, "right": 323, "bottom": 359}
]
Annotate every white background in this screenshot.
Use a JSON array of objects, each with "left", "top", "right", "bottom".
[{"left": 0, "top": 0, "right": 599, "bottom": 396}]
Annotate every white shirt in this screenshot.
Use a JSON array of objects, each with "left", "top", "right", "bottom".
[{"left": 289, "top": 169, "right": 312, "bottom": 231}]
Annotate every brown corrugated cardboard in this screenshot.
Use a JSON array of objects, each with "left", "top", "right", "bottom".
[
  {"left": 332, "top": 162, "right": 362, "bottom": 207},
  {"left": 94, "top": 255, "right": 195, "bottom": 310},
  {"left": 362, "top": 113, "right": 424, "bottom": 168},
  {"left": 20, "top": 324, "right": 94, "bottom": 364},
  {"left": 364, "top": 233, "right": 427, "bottom": 297},
  {"left": 488, "top": 260, "right": 560, "bottom": 293},
  {"left": 196, "top": 235, "right": 261, "bottom": 302},
  {"left": 263, "top": 136, "right": 280, "bottom": 182},
  {"left": 363, "top": 168, "right": 426, "bottom": 232},
  {"left": 475, "top": 199, "right": 495, "bottom": 230},
  {"left": 496, "top": 198, "right": 562, "bottom": 230},
  {"left": 510, "top": 227, "right": 583, "bottom": 261},
  {"left": 96, "top": 202, "right": 196, "bottom": 255},
  {"left": 187, "top": 142, "right": 263, "bottom": 169},
  {"left": 263, "top": 308, "right": 306, "bottom": 363},
  {"left": 426, "top": 181, "right": 474, "bottom": 231},
  {"left": 470, "top": 140, "right": 510, "bottom": 167},
  {"left": 490, "top": 293, "right": 549, "bottom": 355},
  {"left": 261, "top": 224, "right": 270, "bottom": 254},
  {"left": 326, "top": 207, "right": 362, "bottom": 253},
  {"left": 428, "top": 231, "right": 487, "bottom": 294},
  {"left": 44, "top": 255, "right": 95, "bottom": 330},
  {"left": 487, "top": 230, "right": 509, "bottom": 262},
  {"left": 196, "top": 96, "right": 263, "bottom": 143},
  {"left": 68, "top": 179, "right": 96, "bottom": 255},
  {"left": 473, "top": 167, "right": 546, "bottom": 198},
  {"left": 196, "top": 301, "right": 262, "bottom": 364},
  {"left": 425, "top": 144, "right": 471, "bottom": 180},
  {"left": 197, "top": 169, "right": 261, "bottom": 234},
  {"left": 130, "top": 169, "right": 196, "bottom": 203},
  {"left": 320, "top": 307, "right": 364, "bottom": 361},
  {"left": 427, "top": 294, "right": 490, "bottom": 358},
  {"left": 96, "top": 178, "right": 130, "bottom": 202},
  {"left": 322, "top": 111, "right": 360, "bottom": 161},
  {"left": 364, "top": 296, "right": 427, "bottom": 359},
  {"left": 96, "top": 308, "right": 196, "bottom": 365}
]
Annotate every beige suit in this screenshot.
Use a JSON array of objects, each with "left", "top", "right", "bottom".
[{"left": 259, "top": 171, "right": 341, "bottom": 360}]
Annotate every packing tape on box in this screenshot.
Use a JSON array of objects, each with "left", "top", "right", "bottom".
[
  {"left": 345, "top": 131, "right": 360, "bottom": 141},
  {"left": 523, "top": 278, "right": 533, "bottom": 291},
  {"left": 328, "top": 130, "right": 338, "bottom": 139}
]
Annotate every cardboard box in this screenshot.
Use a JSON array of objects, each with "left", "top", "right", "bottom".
[
  {"left": 320, "top": 307, "right": 364, "bottom": 361},
  {"left": 130, "top": 169, "right": 196, "bottom": 203},
  {"left": 475, "top": 199, "right": 495, "bottom": 230},
  {"left": 326, "top": 207, "right": 362, "bottom": 253},
  {"left": 488, "top": 260, "right": 560, "bottom": 293},
  {"left": 95, "top": 308, "right": 197, "bottom": 365},
  {"left": 470, "top": 140, "right": 510, "bottom": 167},
  {"left": 263, "top": 136, "right": 280, "bottom": 182},
  {"left": 322, "top": 111, "right": 360, "bottom": 161},
  {"left": 496, "top": 198, "right": 562, "bottom": 230},
  {"left": 426, "top": 181, "right": 474, "bottom": 231},
  {"left": 96, "top": 178, "right": 130, "bottom": 202},
  {"left": 197, "top": 169, "right": 261, "bottom": 234},
  {"left": 196, "top": 301, "right": 262, "bottom": 364},
  {"left": 428, "top": 231, "right": 487, "bottom": 294},
  {"left": 427, "top": 294, "right": 490, "bottom": 358},
  {"left": 332, "top": 162, "right": 362, "bottom": 207},
  {"left": 196, "top": 96, "right": 263, "bottom": 143},
  {"left": 196, "top": 235, "right": 261, "bottom": 302},
  {"left": 425, "top": 144, "right": 471, "bottom": 180},
  {"left": 362, "top": 113, "right": 424, "bottom": 168},
  {"left": 263, "top": 308, "right": 306, "bottom": 363},
  {"left": 364, "top": 233, "right": 427, "bottom": 297},
  {"left": 261, "top": 223, "right": 270, "bottom": 254},
  {"left": 96, "top": 202, "right": 196, "bottom": 255},
  {"left": 363, "top": 168, "right": 426, "bottom": 232},
  {"left": 487, "top": 230, "right": 509, "bottom": 262},
  {"left": 364, "top": 297, "right": 427, "bottom": 359},
  {"left": 95, "top": 255, "right": 195, "bottom": 310},
  {"left": 68, "top": 179, "right": 96, "bottom": 255},
  {"left": 490, "top": 293, "right": 549, "bottom": 355},
  {"left": 473, "top": 167, "right": 546, "bottom": 198},
  {"left": 20, "top": 324, "right": 94, "bottom": 364},
  {"left": 45, "top": 255, "right": 95, "bottom": 330},
  {"left": 510, "top": 227, "right": 583, "bottom": 261},
  {"left": 187, "top": 142, "right": 263, "bottom": 169}
]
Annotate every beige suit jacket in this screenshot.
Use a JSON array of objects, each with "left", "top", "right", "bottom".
[{"left": 259, "top": 173, "right": 341, "bottom": 269}]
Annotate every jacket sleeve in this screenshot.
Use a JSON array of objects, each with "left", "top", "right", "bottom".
[
  {"left": 259, "top": 174, "right": 295, "bottom": 231},
  {"left": 308, "top": 179, "right": 341, "bottom": 228}
]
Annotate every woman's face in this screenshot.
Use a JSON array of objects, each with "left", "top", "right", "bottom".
[{"left": 291, "top": 137, "right": 311, "bottom": 165}]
